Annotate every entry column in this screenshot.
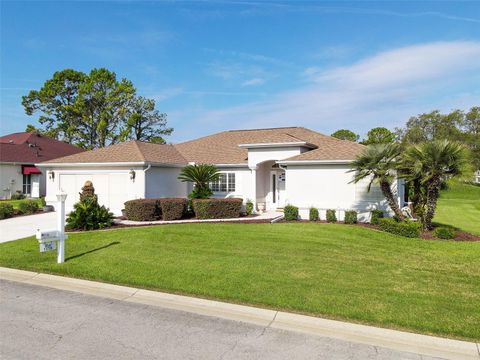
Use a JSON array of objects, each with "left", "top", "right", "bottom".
[{"left": 249, "top": 166, "right": 257, "bottom": 213}]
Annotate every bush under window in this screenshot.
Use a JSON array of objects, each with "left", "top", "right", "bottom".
[
  {"left": 433, "top": 226, "right": 457, "bottom": 240},
  {"left": 192, "top": 198, "right": 243, "bottom": 219},
  {"left": 245, "top": 200, "right": 254, "bottom": 216},
  {"left": 326, "top": 209, "right": 337, "bottom": 223},
  {"left": 11, "top": 191, "right": 25, "bottom": 200},
  {"left": 18, "top": 199, "right": 39, "bottom": 215},
  {"left": 309, "top": 207, "right": 319, "bottom": 221},
  {"left": 284, "top": 205, "right": 299, "bottom": 221},
  {"left": 344, "top": 210, "right": 358, "bottom": 224},
  {"left": 370, "top": 209, "right": 384, "bottom": 225},
  {"left": 378, "top": 218, "right": 421, "bottom": 238},
  {"left": 0, "top": 203, "right": 14, "bottom": 219}
]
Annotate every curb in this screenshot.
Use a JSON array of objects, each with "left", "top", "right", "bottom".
[{"left": 1, "top": 267, "right": 478, "bottom": 360}]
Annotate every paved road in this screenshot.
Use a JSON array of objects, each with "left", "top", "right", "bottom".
[
  {"left": 0, "top": 212, "right": 57, "bottom": 243},
  {"left": 0, "top": 280, "right": 444, "bottom": 360}
]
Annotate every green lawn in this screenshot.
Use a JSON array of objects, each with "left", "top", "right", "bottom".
[
  {"left": 434, "top": 181, "right": 480, "bottom": 235},
  {"left": 1, "top": 223, "right": 479, "bottom": 341},
  {"left": 0, "top": 198, "right": 43, "bottom": 210}
]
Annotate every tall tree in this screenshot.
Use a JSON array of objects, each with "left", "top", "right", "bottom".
[
  {"left": 349, "top": 143, "right": 404, "bottom": 220},
  {"left": 462, "top": 107, "right": 480, "bottom": 170},
  {"left": 331, "top": 129, "right": 359, "bottom": 142},
  {"left": 21, "top": 68, "right": 173, "bottom": 149},
  {"left": 121, "top": 96, "right": 173, "bottom": 144},
  {"left": 361, "top": 127, "right": 395, "bottom": 145},
  {"left": 401, "top": 140, "right": 470, "bottom": 230},
  {"left": 22, "top": 69, "right": 86, "bottom": 143}
]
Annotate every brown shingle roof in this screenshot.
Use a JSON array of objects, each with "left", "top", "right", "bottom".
[
  {"left": 174, "top": 127, "right": 364, "bottom": 164},
  {"left": 0, "top": 132, "right": 83, "bottom": 164},
  {"left": 42, "top": 141, "right": 187, "bottom": 165}
]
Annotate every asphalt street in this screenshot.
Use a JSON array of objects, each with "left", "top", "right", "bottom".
[{"left": 0, "top": 280, "right": 444, "bottom": 360}]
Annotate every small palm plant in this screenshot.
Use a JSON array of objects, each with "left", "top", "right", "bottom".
[
  {"left": 178, "top": 164, "right": 220, "bottom": 199},
  {"left": 349, "top": 143, "right": 404, "bottom": 220},
  {"left": 401, "top": 140, "right": 470, "bottom": 230}
]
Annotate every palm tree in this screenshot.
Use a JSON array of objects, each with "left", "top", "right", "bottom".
[
  {"left": 178, "top": 164, "right": 220, "bottom": 199},
  {"left": 350, "top": 143, "right": 404, "bottom": 220},
  {"left": 401, "top": 140, "right": 470, "bottom": 230}
]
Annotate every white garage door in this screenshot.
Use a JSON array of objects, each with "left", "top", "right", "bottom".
[{"left": 59, "top": 173, "right": 130, "bottom": 215}]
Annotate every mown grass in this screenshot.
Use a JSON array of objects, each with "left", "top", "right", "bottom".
[
  {"left": 434, "top": 181, "right": 480, "bottom": 235},
  {"left": 0, "top": 223, "right": 479, "bottom": 341},
  {"left": 0, "top": 198, "right": 43, "bottom": 210}
]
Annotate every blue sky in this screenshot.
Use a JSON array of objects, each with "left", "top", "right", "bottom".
[{"left": 1, "top": 1, "right": 480, "bottom": 142}]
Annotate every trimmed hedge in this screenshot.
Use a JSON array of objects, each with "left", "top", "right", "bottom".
[
  {"left": 284, "top": 205, "right": 299, "bottom": 221},
  {"left": 124, "top": 199, "right": 161, "bottom": 221},
  {"left": 309, "top": 207, "right": 319, "bottom": 221},
  {"left": 159, "top": 198, "right": 187, "bottom": 221},
  {"left": 326, "top": 209, "right": 337, "bottom": 223},
  {"left": 378, "top": 218, "right": 422, "bottom": 238},
  {"left": 18, "top": 199, "right": 39, "bottom": 215},
  {"left": 433, "top": 226, "right": 457, "bottom": 240},
  {"left": 344, "top": 210, "right": 357, "bottom": 224},
  {"left": 192, "top": 198, "right": 243, "bottom": 219},
  {"left": 0, "top": 203, "right": 14, "bottom": 219},
  {"left": 370, "top": 209, "right": 384, "bottom": 225}
]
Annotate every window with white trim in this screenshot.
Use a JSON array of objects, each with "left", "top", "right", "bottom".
[{"left": 210, "top": 173, "right": 235, "bottom": 192}]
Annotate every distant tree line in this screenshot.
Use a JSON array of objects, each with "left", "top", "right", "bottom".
[
  {"left": 331, "top": 106, "right": 479, "bottom": 170},
  {"left": 23, "top": 68, "right": 173, "bottom": 149}
]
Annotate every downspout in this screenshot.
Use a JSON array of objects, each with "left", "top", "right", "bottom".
[{"left": 142, "top": 163, "right": 151, "bottom": 198}]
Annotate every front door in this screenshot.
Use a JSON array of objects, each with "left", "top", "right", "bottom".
[{"left": 268, "top": 171, "right": 286, "bottom": 210}]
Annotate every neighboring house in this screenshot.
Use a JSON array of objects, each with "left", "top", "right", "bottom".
[
  {"left": 0, "top": 132, "right": 83, "bottom": 199},
  {"left": 475, "top": 170, "right": 480, "bottom": 184},
  {"left": 38, "top": 126, "right": 405, "bottom": 221}
]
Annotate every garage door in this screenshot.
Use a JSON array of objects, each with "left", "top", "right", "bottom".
[{"left": 59, "top": 173, "right": 130, "bottom": 215}]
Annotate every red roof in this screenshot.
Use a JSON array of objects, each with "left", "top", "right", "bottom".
[{"left": 0, "top": 132, "right": 84, "bottom": 164}]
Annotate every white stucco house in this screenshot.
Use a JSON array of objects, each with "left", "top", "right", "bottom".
[
  {"left": 37, "top": 126, "right": 405, "bottom": 221},
  {"left": 0, "top": 132, "right": 83, "bottom": 199}
]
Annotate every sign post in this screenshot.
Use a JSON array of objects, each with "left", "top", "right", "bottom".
[
  {"left": 36, "top": 192, "right": 68, "bottom": 263},
  {"left": 56, "top": 192, "right": 67, "bottom": 263}
]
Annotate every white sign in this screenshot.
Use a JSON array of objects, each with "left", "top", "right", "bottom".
[
  {"left": 40, "top": 241, "right": 57, "bottom": 253},
  {"left": 36, "top": 229, "right": 61, "bottom": 241}
]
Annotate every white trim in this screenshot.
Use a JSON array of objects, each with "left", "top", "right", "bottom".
[
  {"left": 214, "top": 163, "right": 249, "bottom": 168},
  {"left": 277, "top": 159, "right": 354, "bottom": 165},
  {"left": 238, "top": 142, "right": 316, "bottom": 149},
  {"left": 36, "top": 162, "right": 185, "bottom": 168}
]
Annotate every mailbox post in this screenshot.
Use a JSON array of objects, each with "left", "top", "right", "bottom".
[{"left": 56, "top": 192, "right": 67, "bottom": 263}]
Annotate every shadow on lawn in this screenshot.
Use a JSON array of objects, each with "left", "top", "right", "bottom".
[{"left": 66, "top": 242, "right": 120, "bottom": 261}]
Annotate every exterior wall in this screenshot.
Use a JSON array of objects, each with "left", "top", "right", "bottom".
[
  {"left": 210, "top": 167, "right": 252, "bottom": 201},
  {"left": 41, "top": 165, "right": 146, "bottom": 215},
  {"left": 145, "top": 167, "right": 188, "bottom": 198},
  {"left": 285, "top": 164, "right": 399, "bottom": 222},
  {"left": 247, "top": 147, "right": 305, "bottom": 168},
  {"left": 0, "top": 163, "right": 46, "bottom": 199}
]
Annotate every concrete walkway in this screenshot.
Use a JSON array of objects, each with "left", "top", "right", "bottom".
[
  {"left": 0, "top": 212, "right": 58, "bottom": 243},
  {"left": 1, "top": 267, "right": 478, "bottom": 360},
  {"left": 115, "top": 210, "right": 284, "bottom": 226}
]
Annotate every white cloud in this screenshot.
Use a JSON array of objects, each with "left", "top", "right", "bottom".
[
  {"left": 242, "top": 78, "right": 265, "bottom": 87},
  {"left": 169, "top": 41, "right": 480, "bottom": 141}
]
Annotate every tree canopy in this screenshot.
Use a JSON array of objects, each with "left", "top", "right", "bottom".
[
  {"left": 22, "top": 68, "right": 173, "bottom": 149},
  {"left": 331, "top": 129, "right": 359, "bottom": 142},
  {"left": 361, "top": 127, "right": 395, "bottom": 145}
]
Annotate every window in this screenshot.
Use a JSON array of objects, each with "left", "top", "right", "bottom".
[
  {"left": 210, "top": 173, "right": 235, "bottom": 192},
  {"left": 23, "top": 174, "right": 32, "bottom": 195}
]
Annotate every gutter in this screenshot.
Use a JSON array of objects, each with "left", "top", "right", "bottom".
[
  {"left": 35, "top": 162, "right": 186, "bottom": 168},
  {"left": 276, "top": 159, "right": 354, "bottom": 165}
]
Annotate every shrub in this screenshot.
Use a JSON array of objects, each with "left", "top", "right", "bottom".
[
  {"left": 284, "top": 204, "right": 299, "bottom": 221},
  {"left": 0, "top": 203, "right": 14, "bottom": 219},
  {"left": 40, "top": 197, "right": 47, "bottom": 207},
  {"left": 124, "top": 199, "right": 161, "bottom": 221},
  {"left": 245, "top": 200, "right": 254, "bottom": 216},
  {"left": 188, "top": 186, "right": 213, "bottom": 199},
  {"left": 344, "top": 210, "right": 357, "bottom": 224},
  {"left": 433, "top": 226, "right": 457, "bottom": 240},
  {"left": 66, "top": 196, "right": 113, "bottom": 230},
  {"left": 326, "top": 209, "right": 337, "bottom": 223},
  {"left": 309, "top": 207, "right": 319, "bottom": 221},
  {"left": 18, "top": 200, "right": 39, "bottom": 215},
  {"left": 11, "top": 191, "right": 25, "bottom": 200},
  {"left": 192, "top": 198, "right": 243, "bottom": 219},
  {"left": 159, "top": 198, "right": 187, "bottom": 221},
  {"left": 370, "top": 209, "right": 384, "bottom": 225},
  {"left": 378, "top": 218, "right": 422, "bottom": 238}
]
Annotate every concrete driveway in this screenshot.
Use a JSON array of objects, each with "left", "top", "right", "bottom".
[{"left": 0, "top": 212, "right": 58, "bottom": 243}]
